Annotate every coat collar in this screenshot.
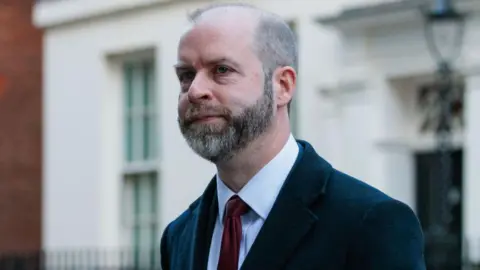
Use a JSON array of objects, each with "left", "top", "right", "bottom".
[
  {"left": 189, "top": 177, "right": 218, "bottom": 270},
  {"left": 240, "top": 140, "right": 332, "bottom": 270},
  {"left": 189, "top": 140, "right": 332, "bottom": 270}
]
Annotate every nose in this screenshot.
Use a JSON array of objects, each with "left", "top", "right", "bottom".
[{"left": 187, "top": 73, "right": 213, "bottom": 104}]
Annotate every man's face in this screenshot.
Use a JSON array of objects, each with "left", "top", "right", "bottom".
[{"left": 176, "top": 14, "right": 275, "bottom": 163}]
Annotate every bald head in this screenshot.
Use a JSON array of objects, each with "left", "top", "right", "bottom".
[{"left": 188, "top": 3, "right": 298, "bottom": 83}]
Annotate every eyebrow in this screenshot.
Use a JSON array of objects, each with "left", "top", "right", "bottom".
[
  {"left": 173, "top": 57, "right": 242, "bottom": 71},
  {"left": 208, "top": 57, "right": 242, "bottom": 70},
  {"left": 173, "top": 63, "right": 191, "bottom": 70}
]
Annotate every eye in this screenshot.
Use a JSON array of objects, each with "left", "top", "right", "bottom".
[
  {"left": 215, "top": 65, "right": 231, "bottom": 74},
  {"left": 178, "top": 71, "right": 196, "bottom": 82}
]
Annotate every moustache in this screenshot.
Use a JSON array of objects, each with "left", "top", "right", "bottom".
[{"left": 182, "top": 105, "right": 231, "bottom": 125}]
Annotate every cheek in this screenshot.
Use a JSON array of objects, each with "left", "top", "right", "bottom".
[
  {"left": 231, "top": 81, "right": 264, "bottom": 106},
  {"left": 226, "top": 96, "right": 254, "bottom": 116},
  {"left": 246, "top": 72, "right": 266, "bottom": 100}
]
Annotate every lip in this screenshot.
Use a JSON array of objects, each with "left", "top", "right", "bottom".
[{"left": 190, "top": 115, "right": 223, "bottom": 123}]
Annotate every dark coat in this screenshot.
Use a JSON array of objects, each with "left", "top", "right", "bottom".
[{"left": 160, "top": 140, "right": 426, "bottom": 270}]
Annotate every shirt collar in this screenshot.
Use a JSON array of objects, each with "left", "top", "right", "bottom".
[{"left": 216, "top": 134, "right": 299, "bottom": 221}]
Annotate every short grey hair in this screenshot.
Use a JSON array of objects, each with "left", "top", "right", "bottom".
[{"left": 188, "top": 3, "right": 298, "bottom": 96}]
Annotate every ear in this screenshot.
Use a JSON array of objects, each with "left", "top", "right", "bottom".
[{"left": 272, "top": 66, "right": 296, "bottom": 109}]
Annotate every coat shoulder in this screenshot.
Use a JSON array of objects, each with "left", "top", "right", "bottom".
[
  {"left": 330, "top": 169, "right": 394, "bottom": 203},
  {"left": 323, "top": 168, "right": 415, "bottom": 220},
  {"left": 160, "top": 196, "right": 202, "bottom": 255},
  {"left": 326, "top": 170, "right": 425, "bottom": 269},
  {"left": 160, "top": 197, "right": 202, "bottom": 270},
  {"left": 163, "top": 196, "right": 201, "bottom": 237}
]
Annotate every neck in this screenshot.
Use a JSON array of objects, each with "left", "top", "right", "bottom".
[{"left": 216, "top": 119, "right": 291, "bottom": 193}]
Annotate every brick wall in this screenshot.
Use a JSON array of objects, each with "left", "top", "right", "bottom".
[{"left": 0, "top": 0, "right": 42, "bottom": 252}]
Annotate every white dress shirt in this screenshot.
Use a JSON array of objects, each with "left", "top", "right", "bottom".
[{"left": 207, "top": 134, "right": 300, "bottom": 270}]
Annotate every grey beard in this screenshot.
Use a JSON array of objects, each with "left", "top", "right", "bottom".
[
  {"left": 179, "top": 78, "right": 274, "bottom": 163},
  {"left": 183, "top": 128, "right": 237, "bottom": 163}
]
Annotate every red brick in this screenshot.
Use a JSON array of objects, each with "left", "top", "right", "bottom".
[{"left": 0, "top": 0, "right": 43, "bottom": 253}]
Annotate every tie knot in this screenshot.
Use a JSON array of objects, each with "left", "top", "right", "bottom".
[{"left": 225, "top": 195, "right": 249, "bottom": 218}]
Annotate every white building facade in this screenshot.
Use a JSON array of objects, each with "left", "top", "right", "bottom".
[{"left": 34, "top": 0, "right": 480, "bottom": 265}]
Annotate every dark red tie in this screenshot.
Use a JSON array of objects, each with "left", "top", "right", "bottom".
[{"left": 217, "top": 195, "right": 250, "bottom": 270}]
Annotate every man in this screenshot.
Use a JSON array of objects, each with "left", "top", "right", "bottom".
[{"left": 161, "top": 3, "right": 426, "bottom": 270}]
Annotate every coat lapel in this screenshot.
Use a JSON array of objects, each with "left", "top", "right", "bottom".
[
  {"left": 240, "top": 140, "right": 332, "bottom": 270},
  {"left": 190, "top": 177, "right": 218, "bottom": 270}
]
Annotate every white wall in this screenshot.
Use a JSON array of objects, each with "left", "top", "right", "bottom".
[
  {"left": 321, "top": 10, "right": 480, "bottom": 224},
  {"left": 43, "top": 28, "right": 104, "bottom": 248}
]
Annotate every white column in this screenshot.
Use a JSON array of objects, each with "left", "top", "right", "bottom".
[
  {"left": 367, "top": 75, "right": 402, "bottom": 194},
  {"left": 375, "top": 143, "right": 415, "bottom": 209},
  {"left": 464, "top": 73, "right": 480, "bottom": 263},
  {"left": 298, "top": 18, "right": 341, "bottom": 161},
  {"left": 100, "top": 55, "right": 124, "bottom": 249},
  {"left": 366, "top": 74, "right": 417, "bottom": 210}
]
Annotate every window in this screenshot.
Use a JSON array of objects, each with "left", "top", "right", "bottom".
[
  {"left": 124, "top": 59, "right": 157, "bottom": 163},
  {"left": 121, "top": 59, "right": 159, "bottom": 268}
]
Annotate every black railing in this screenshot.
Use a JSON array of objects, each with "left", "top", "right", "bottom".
[
  {"left": 0, "top": 244, "right": 479, "bottom": 270},
  {"left": 0, "top": 248, "right": 161, "bottom": 270}
]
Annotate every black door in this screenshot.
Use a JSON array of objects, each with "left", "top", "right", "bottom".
[{"left": 415, "top": 149, "right": 463, "bottom": 270}]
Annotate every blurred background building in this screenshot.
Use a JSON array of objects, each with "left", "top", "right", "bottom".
[
  {"left": 0, "top": 0, "right": 43, "bottom": 254},
  {"left": 0, "top": 0, "right": 479, "bottom": 269}
]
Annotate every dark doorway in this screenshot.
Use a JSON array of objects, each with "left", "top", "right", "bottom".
[{"left": 415, "top": 149, "right": 463, "bottom": 270}]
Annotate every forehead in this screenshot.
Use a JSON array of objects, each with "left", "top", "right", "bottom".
[{"left": 177, "top": 12, "right": 258, "bottom": 65}]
